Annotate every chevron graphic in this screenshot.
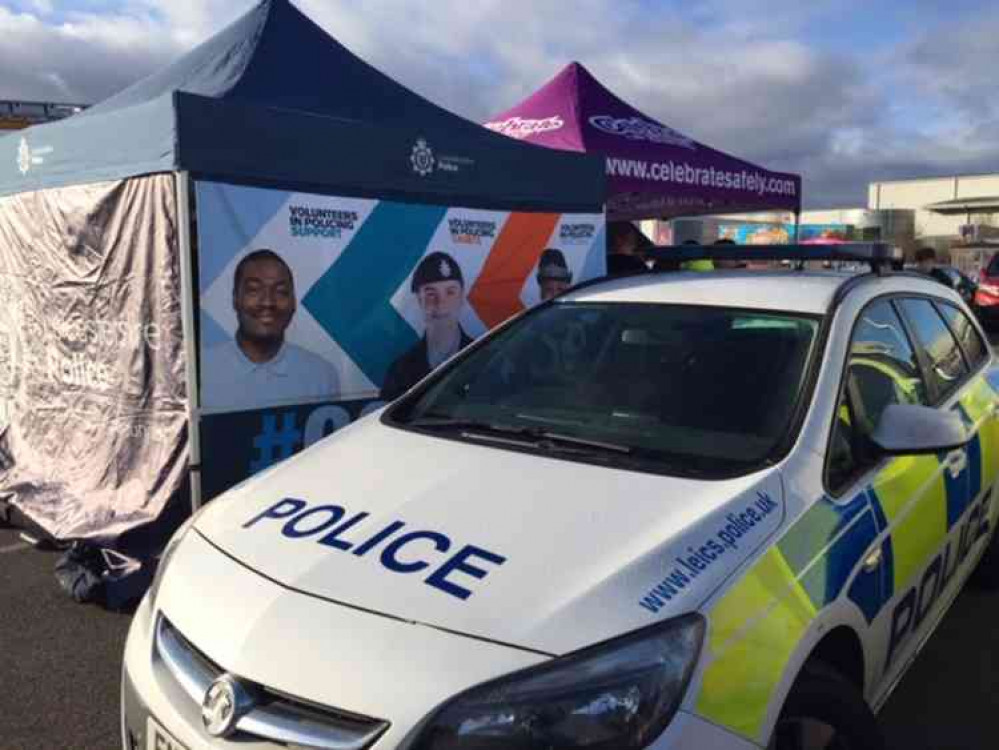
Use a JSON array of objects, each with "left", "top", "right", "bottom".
[
  {"left": 303, "top": 202, "right": 447, "bottom": 386},
  {"left": 467, "top": 212, "right": 560, "bottom": 328}
]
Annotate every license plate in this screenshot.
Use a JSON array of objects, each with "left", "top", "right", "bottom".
[{"left": 146, "top": 716, "right": 189, "bottom": 750}]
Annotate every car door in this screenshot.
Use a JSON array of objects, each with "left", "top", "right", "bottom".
[
  {"left": 935, "top": 301, "right": 999, "bottom": 499},
  {"left": 872, "top": 297, "right": 979, "bottom": 671},
  {"left": 928, "top": 299, "right": 999, "bottom": 563},
  {"left": 825, "top": 298, "right": 944, "bottom": 697}
]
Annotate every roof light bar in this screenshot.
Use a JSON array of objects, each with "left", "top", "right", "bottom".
[{"left": 647, "top": 243, "right": 901, "bottom": 271}]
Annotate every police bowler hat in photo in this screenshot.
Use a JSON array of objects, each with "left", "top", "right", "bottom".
[
  {"left": 537, "top": 248, "right": 573, "bottom": 282},
  {"left": 412, "top": 251, "right": 464, "bottom": 292}
]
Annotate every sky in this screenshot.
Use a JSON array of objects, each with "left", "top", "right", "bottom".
[{"left": 1, "top": 0, "right": 997, "bottom": 208}]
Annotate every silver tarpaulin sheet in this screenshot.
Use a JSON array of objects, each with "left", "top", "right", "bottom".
[{"left": 0, "top": 174, "right": 188, "bottom": 542}]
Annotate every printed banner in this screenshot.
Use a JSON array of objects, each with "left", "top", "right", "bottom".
[
  {"left": 195, "top": 180, "right": 604, "bottom": 497},
  {"left": 0, "top": 175, "right": 189, "bottom": 542},
  {"left": 199, "top": 398, "right": 382, "bottom": 500}
]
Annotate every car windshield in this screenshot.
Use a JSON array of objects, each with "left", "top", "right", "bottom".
[
  {"left": 986, "top": 255, "right": 999, "bottom": 277},
  {"left": 390, "top": 302, "right": 820, "bottom": 478}
]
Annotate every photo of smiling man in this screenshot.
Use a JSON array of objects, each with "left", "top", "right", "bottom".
[
  {"left": 380, "top": 251, "right": 474, "bottom": 401},
  {"left": 201, "top": 248, "right": 340, "bottom": 412}
]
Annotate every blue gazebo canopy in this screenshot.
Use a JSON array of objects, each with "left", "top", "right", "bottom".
[{"left": 0, "top": 0, "right": 603, "bottom": 212}]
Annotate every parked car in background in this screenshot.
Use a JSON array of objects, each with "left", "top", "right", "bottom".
[
  {"left": 930, "top": 265, "right": 978, "bottom": 308},
  {"left": 975, "top": 254, "right": 999, "bottom": 329}
]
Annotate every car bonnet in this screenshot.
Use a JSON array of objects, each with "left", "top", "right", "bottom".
[{"left": 193, "top": 416, "right": 785, "bottom": 654}]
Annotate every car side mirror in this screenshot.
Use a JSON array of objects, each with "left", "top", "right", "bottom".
[{"left": 870, "top": 403, "right": 970, "bottom": 455}]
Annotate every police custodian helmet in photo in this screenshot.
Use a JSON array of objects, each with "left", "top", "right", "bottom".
[
  {"left": 537, "top": 248, "right": 572, "bottom": 283},
  {"left": 380, "top": 251, "right": 474, "bottom": 402},
  {"left": 537, "top": 248, "right": 573, "bottom": 301},
  {"left": 411, "top": 251, "right": 464, "bottom": 292}
]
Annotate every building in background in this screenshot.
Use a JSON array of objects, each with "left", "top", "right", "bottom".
[
  {"left": 0, "top": 101, "right": 87, "bottom": 132},
  {"left": 642, "top": 172, "right": 999, "bottom": 274},
  {"left": 870, "top": 174, "right": 999, "bottom": 274}
]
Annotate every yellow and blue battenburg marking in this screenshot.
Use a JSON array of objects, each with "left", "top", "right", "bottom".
[
  {"left": 780, "top": 491, "right": 883, "bottom": 616},
  {"left": 939, "top": 404, "right": 982, "bottom": 527},
  {"left": 696, "top": 372, "right": 999, "bottom": 742},
  {"left": 867, "top": 452, "right": 944, "bottom": 613},
  {"left": 695, "top": 492, "right": 879, "bottom": 739},
  {"left": 695, "top": 544, "right": 816, "bottom": 740}
]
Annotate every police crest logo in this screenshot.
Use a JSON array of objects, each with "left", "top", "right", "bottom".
[
  {"left": 17, "top": 137, "right": 31, "bottom": 176},
  {"left": 410, "top": 138, "right": 435, "bottom": 176}
]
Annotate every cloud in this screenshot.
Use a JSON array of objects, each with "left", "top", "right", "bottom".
[
  {"left": 132, "top": 0, "right": 252, "bottom": 45},
  {"left": 899, "top": 9, "right": 999, "bottom": 142},
  {"left": 1, "top": 0, "right": 997, "bottom": 208},
  {"left": 0, "top": 6, "right": 178, "bottom": 103}
]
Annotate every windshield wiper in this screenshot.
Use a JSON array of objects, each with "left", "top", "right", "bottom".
[
  {"left": 405, "top": 416, "right": 508, "bottom": 432},
  {"left": 530, "top": 431, "right": 633, "bottom": 454},
  {"left": 406, "top": 416, "right": 632, "bottom": 455},
  {"left": 405, "top": 416, "right": 730, "bottom": 474}
]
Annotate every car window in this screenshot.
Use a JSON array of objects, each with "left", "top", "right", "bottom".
[
  {"left": 392, "top": 302, "right": 820, "bottom": 478},
  {"left": 938, "top": 302, "right": 988, "bottom": 370},
  {"left": 987, "top": 254, "right": 999, "bottom": 276},
  {"left": 898, "top": 298, "right": 969, "bottom": 401},
  {"left": 827, "top": 299, "right": 929, "bottom": 493}
]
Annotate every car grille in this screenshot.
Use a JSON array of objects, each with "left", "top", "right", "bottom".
[{"left": 154, "top": 615, "right": 390, "bottom": 749}]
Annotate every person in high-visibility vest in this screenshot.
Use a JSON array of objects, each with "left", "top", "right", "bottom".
[{"left": 680, "top": 238, "right": 717, "bottom": 272}]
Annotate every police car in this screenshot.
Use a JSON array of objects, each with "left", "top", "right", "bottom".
[{"left": 122, "top": 244, "right": 999, "bottom": 750}]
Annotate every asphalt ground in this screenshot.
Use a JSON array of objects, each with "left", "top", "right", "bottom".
[
  {"left": 3, "top": 333, "right": 999, "bottom": 750},
  {"left": 0, "top": 526, "right": 131, "bottom": 750}
]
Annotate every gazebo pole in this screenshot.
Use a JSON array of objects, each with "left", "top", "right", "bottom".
[{"left": 175, "top": 171, "right": 203, "bottom": 512}]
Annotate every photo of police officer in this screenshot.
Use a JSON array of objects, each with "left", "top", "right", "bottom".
[
  {"left": 380, "top": 251, "right": 474, "bottom": 401},
  {"left": 201, "top": 248, "right": 340, "bottom": 412},
  {"left": 536, "top": 248, "right": 573, "bottom": 301}
]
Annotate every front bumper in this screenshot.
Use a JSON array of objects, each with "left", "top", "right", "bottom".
[
  {"left": 122, "top": 596, "right": 276, "bottom": 750},
  {"left": 120, "top": 531, "right": 551, "bottom": 750},
  {"left": 120, "top": 532, "right": 759, "bottom": 750}
]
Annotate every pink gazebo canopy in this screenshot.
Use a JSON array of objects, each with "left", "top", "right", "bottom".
[{"left": 486, "top": 62, "right": 802, "bottom": 221}]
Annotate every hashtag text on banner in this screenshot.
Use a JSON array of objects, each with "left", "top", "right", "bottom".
[{"left": 250, "top": 412, "right": 303, "bottom": 473}]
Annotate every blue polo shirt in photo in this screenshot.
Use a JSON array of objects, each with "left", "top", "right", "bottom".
[{"left": 201, "top": 339, "right": 340, "bottom": 413}]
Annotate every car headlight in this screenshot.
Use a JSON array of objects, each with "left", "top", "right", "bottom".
[
  {"left": 146, "top": 512, "right": 197, "bottom": 605},
  {"left": 410, "top": 614, "right": 705, "bottom": 750}
]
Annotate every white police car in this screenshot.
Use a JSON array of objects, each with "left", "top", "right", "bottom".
[{"left": 122, "top": 246, "right": 999, "bottom": 750}]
